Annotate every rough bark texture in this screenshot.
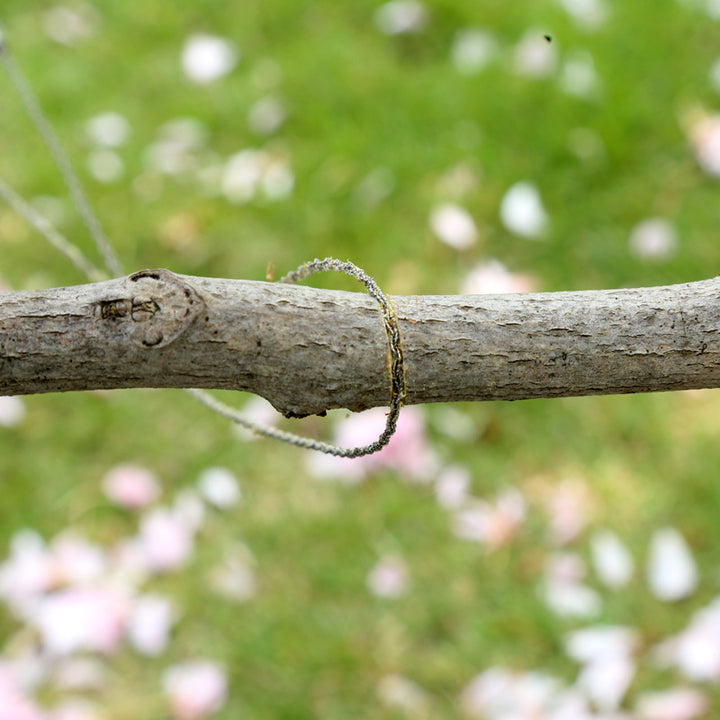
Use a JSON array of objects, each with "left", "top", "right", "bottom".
[{"left": 1, "top": 269, "right": 719, "bottom": 417}]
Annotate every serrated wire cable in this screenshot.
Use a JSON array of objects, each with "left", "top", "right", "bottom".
[{"left": 190, "top": 257, "right": 407, "bottom": 457}]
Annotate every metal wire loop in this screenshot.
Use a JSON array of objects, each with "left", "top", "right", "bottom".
[{"left": 190, "top": 257, "right": 407, "bottom": 457}]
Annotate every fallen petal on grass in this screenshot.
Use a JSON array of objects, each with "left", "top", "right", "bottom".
[
  {"left": 163, "top": 661, "right": 228, "bottom": 720},
  {"left": 366, "top": 555, "right": 409, "bottom": 599},
  {"left": 635, "top": 687, "right": 708, "bottom": 720},
  {"left": 647, "top": 527, "right": 698, "bottom": 602},
  {"left": 102, "top": 464, "right": 160, "bottom": 510},
  {"left": 590, "top": 530, "right": 634, "bottom": 589}
]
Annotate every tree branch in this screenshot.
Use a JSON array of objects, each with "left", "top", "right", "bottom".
[{"left": 1, "top": 269, "right": 719, "bottom": 417}]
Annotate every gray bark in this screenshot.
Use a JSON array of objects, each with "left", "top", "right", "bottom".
[{"left": 1, "top": 268, "right": 719, "bottom": 418}]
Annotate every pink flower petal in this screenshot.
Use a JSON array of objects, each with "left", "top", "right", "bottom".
[
  {"left": 306, "top": 407, "right": 438, "bottom": 482},
  {"left": 460, "top": 260, "right": 536, "bottom": 295},
  {"left": 687, "top": 112, "right": 720, "bottom": 177},
  {"left": 542, "top": 556, "right": 601, "bottom": 617},
  {"left": 452, "top": 488, "right": 526, "bottom": 550},
  {"left": 0, "top": 531, "right": 53, "bottom": 613},
  {"left": 541, "top": 480, "right": 591, "bottom": 545},
  {"left": 430, "top": 203, "right": 478, "bottom": 250},
  {"left": 434, "top": 465, "right": 471, "bottom": 509},
  {"left": 137, "top": 508, "right": 195, "bottom": 573},
  {"left": 635, "top": 688, "right": 708, "bottom": 720},
  {"left": 629, "top": 218, "right": 677, "bottom": 261},
  {"left": 102, "top": 464, "right": 160, "bottom": 510},
  {"left": 49, "top": 534, "right": 106, "bottom": 587},
  {"left": 127, "top": 594, "right": 176, "bottom": 657},
  {"left": 0, "top": 665, "right": 46, "bottom": 720},
  {"left": 366, "top": 555, "right": 408, "bottom": 598},
  {"left": 31, "top": 587, "right": 129, "bottom": 656},
  {"left": 163, "top": 661, "right": 228, "bottom": 720}
]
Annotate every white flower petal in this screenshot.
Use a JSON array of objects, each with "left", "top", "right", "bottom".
[
  {"left": 222, "top": 150, "right": 263, "bottom": 203},
  {"left": 635, "top": 687, "right": 709, "bottom": 720},
  {"left": 662, "top": 598, "right": 720, "bottom": 681},
  {"left": 675, "top": 627, "right": 720, "bottom": 681},
  {"left": 86, "top": 112, "right": 130, "bottom": 148},
  {"left": 137, "top": 507, "right": 195, "bottom": 572},
  {"left": 542, "top": 579, "right": 601, "bottom": 618},
  {"left": 374, "top": 1, "right": 428, "bottom": 35},
  {"left": 576, "top": 656, "right": 635, "bottom": 713},
  {"left": 197, "top": 467, "right": 241, "bottom": 509},
  {"left": 451, "top": 29, "right": 498, "bottom": 74},
  {"left": 181, "top": 34, "right": 238, "bottom": 84},
  {"left": 629, "top": 218, "right": 677, "bottom": 260},
  {"left": 173, "top": 490, "right": 206, "bottom": 534},
  {"left": 367, "top": 555, "right": 408, "bottom": 598},
  {"left": 543, "top": 481, "right": 590, "bottom": 545},
  {"left": 590, "top": 530, "right": 634, "bottom": 589},
  {"left": 0, "top": 396, "right": 26, "bottom": 427},
  {"left": 434, "top": 465, "right": 471, "bottom": 509},
  {"left": 461, "top": 668, "right": 567, "bottom": 719},
  {"left": 31, "top": 587, "right": 129, "bottom": 655},
  {"left": 452, "top": 489, "right": 525, "bottom": 549},
  {"left": 558, "top": 0, "right": 608, "bottom": 29},
  {"left": 127, "top": 594, "right": 175, "bottom": 656},
  {"left": 514, "top": 31, "right": 557, "bottom": 78},
  {"left": 261, "top": 159, "right": 294, "bottom": 200},
  {"left": 565, "top": 625, "right": 637, "bottom": 664},
  {"left": 499, "top": 181, "right": 548, "bottom": 239},
  {"left": 559, "top": 52, "right": 600, "bottom": 98},
  {"left": 687, "top": 113, "right": 720, "bottom": 177},
  {"left": 430, "top": 203, "right": 478, "bottom": 249},
  {"left": 460, "top": 260, "right": 535, "bottom": 295},
  {"left": 163, "top": 661, "right": 228, "bottom": 719},
  {"left": 232, "top": 395, "right": 281, "bottom": 441},
  {"left": 647, "top": 527, "right": 698, "bottom": 602}
]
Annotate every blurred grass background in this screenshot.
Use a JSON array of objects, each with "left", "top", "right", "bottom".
[{"left": 2, "top": 0, "right": 720, "bottom": 717}]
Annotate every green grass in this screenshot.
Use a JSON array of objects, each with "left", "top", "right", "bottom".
[{"left": 2, "top": 1, "right": 720, "bottom": 717}]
